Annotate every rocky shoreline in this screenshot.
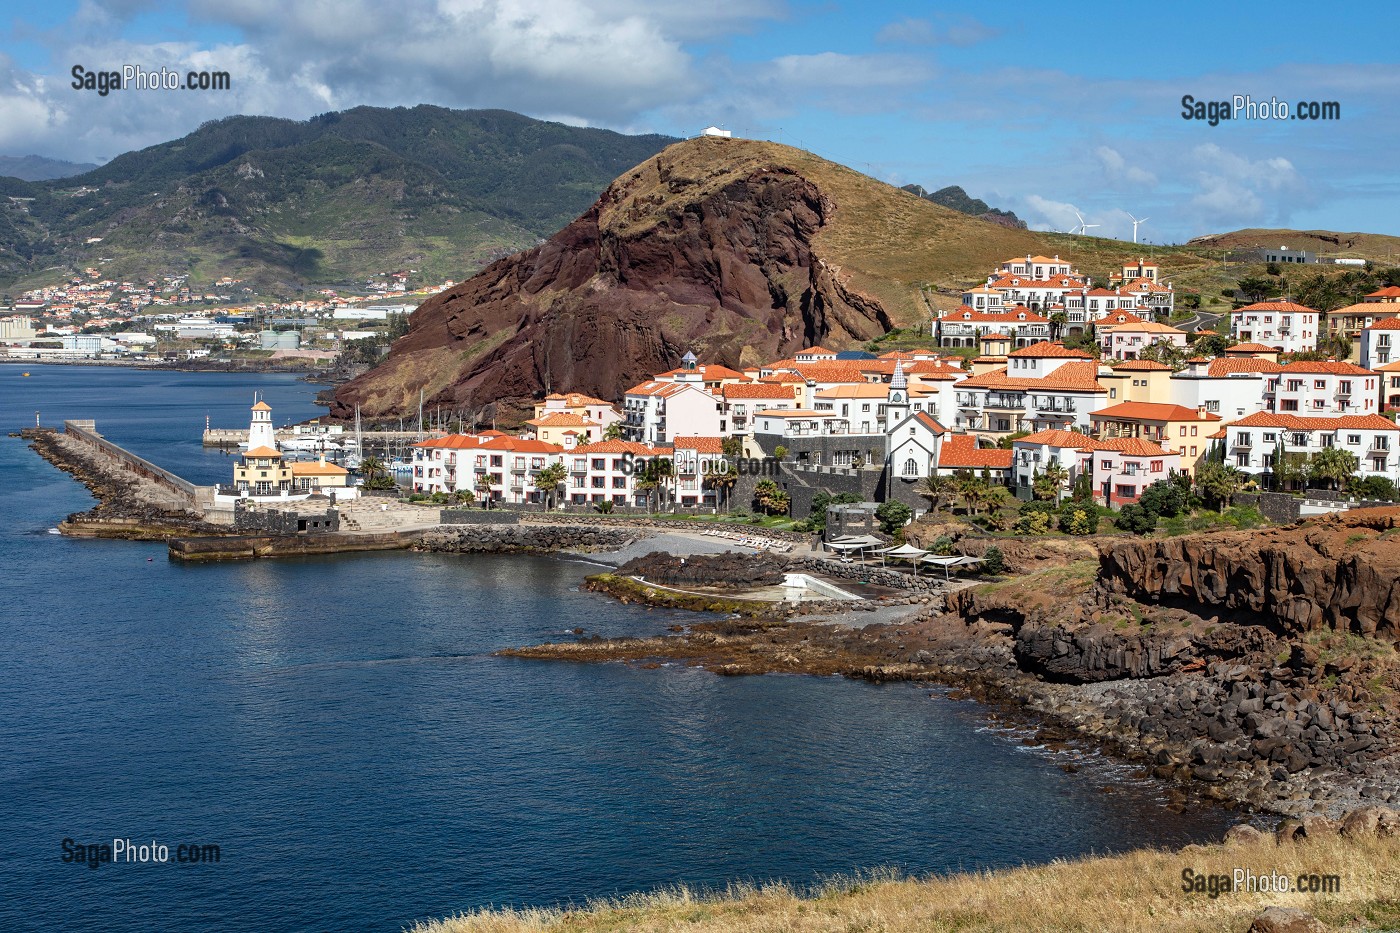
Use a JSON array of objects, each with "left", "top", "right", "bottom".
[{"left": 501, "top": 511, "right": 1400, "bottom": 819}]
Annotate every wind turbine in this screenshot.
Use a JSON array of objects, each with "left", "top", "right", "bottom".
[
  {"left": 1073, "top": 210, "right": 1100, "bottom": 236},
  {"left": 1128, "top": 213, "right": 1149, "bottom": 244}
]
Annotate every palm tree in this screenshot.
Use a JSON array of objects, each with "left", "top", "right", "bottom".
[
  {"left": 474, "top": 472, "right": 494, "bottom": 509},
  {"left": 1194, "top": 460, "right": 1245, "bottom": 511},
  {"left": 1308, "top": 446, "right": 1359, "bottom": 492},
  {"left": 602, "top": 421, "right": 626, "bottom": 441},
  {"left": 532, "top": 461, "right": 568, "bottom": 510},
  {"left": 1042, "top": 462, "right": 1070, "bottom": 504},
  {"left": 920, "top": 473, "right": 957, "bottom": 517},
  {"left": 955, "top": 471, "right": 986, "bottom": 516},
  {"left": 359, "top": 456, "right": 396, "bottom": 490},
  {"left": 706, "top": 463, "right": 738, "bottom": 512}
]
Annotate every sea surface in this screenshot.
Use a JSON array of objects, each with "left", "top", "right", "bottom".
[{"left": 0, "top": 366, "right": 1235, "bottom": 932}]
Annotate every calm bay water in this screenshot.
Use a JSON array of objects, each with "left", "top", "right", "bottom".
[{"left": 0, "top": 365, "right": 1233, "bottom": 932}]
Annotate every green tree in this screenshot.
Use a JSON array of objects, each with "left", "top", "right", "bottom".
[
  {"left": 1115, "top": 503, "right": 1156, "bottom": 534},
  {"left": 1192, "top": 332, "right": 1230, "bottom": 357},
  {"left": 532, "top": 461, "right": 568, "bottom": 510},
  {"left": 753, "top": 478, "right": 790, "bottom": 516},
  {"left": 1057, "top": 501, "right": 1096, "bottom": 535},
  {"left": 955, "top": 470, "right": 989, "bottom": 515},
  {"left": 1137, "top": 479, "right": 1188, "bottom": 518},
  {"left": 1136, "top": 340, "right": 1190, "bottom": 370},
  {"left": 1049, "top": 311, "right": 1068, "bottom": 340},
  {"left": 1349, "top": 475, "right": 1398, "bottom": 500},
  {"left": 474, "top": 472, "right": 494, "bottom": 509},
  {"left": 875, "top": 500, "right": 912, "bottom": 535},
  {"left": 1194, "top": 460, "right": 1245, "bottom": 511},
  {"left": 359, "top": 456, "right": 397, "bottom": 490},
  {"left": 1307, "top": 446, "right": 1359, "bottom": 491},
  {"left": 1236, "top": 275, "right": 1280, "bottom": 302},
  {"left": 705, "top": 463, "right": 739, "bottom": 511},
  {"left": 920, "top": 473, "right": 958, "bottom": 516},
  {"left": 602, "top": 421, "right": 626, "bottom": 441},
  {"left": 721, "top": 436, "right": 744, "bottom": 458},
  {"left": 452, "top": 488, "right": 474, "bottom": 506},
  {"left": 773, "top": 445, "right": 789, "bottom": 461},
  {"left": 981, "top": 546, "right": 1005, "bottom": 575}
]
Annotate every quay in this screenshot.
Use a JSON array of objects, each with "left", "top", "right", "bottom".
[{"left": 202, "top": 426, "right": 424, "bottom": 447}]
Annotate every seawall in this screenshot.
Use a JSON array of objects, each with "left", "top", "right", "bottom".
[{"left": 169, "top": 530, "right": 421, "bottom": 561}]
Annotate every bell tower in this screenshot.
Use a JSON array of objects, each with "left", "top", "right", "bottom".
[{"left": 248, "top": 397, "right": 276, "bottom": 450}]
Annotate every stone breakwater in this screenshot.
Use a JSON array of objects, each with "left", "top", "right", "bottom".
[
  {"left": 416, "top": 524, "right": 645, "bottom": 554},
  {"left": 518, "top": 512, "right": 811, "bottom": 543},
  {"left": 793, "top": 557, "right": 944, "bottom": 594}
]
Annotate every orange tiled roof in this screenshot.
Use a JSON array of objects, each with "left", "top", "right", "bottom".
[
  {"left": 243, "top": 445, "right": 282, "bottom": 458},
  {"left": 414, "top": 434, "right": 485, "bottom": 449},
  {"left": 1092, "top": 401, "right": 1221, "bottom": 423},
  {"left": 1008, "top": 341, "right": 1093, "bottom": 359},
  {"left": 959, "top": 360, "right": 1105, "bottom": 393},
  {"left": 938, "top": 434, "right": 1014, "bottom": 470},
  {"left": 1278, "top": 360, "right": 1375, "bottom": 375},
  {"left": 1226, "top": 342, "right": 1278, "bottom": 353},
  {"left": 672, "top": 436, "right": 725, "bottom": 453},
  {"left": 477, "top": 437, "right": 563, "bottom": 454},
  {"left": 1093, "top": 437, "right": 1172, "bottom": 457},
  {"left": 1232, "top": 300, "right": 1319, "bottom": 314},
  {"left": 526, "top": 412, "right": 596, "bottom": 427},
  {"left": 542, "top": 392, "right": 611, "bottom": 406},
  {"left": 1206, "top": 357, "right": 1283, "bottom": 376},
  {"left": 290, "top": 460, "right": 348, "bottom": 476},
  {"left": 1363, "top": 317, "right": 1400, "bottom": 330},
  {"left": 722, "top": 383, "right": 798, "bottom": 399},
  {"left": 1098, "top": 311, "right": 1146, "bottom": 327},
  {"left": 250, "top": 401, "right": 272, "bottom": 412},
  {"left": 1365, "top": 286, "right": 1400, "bottom": 299},
  {"left": 1228, "top": 413, "right": 1400, "bottom": 431},
  {"left": 569, "top": 440, "right": 661, "bottom": 455},
  {"left": 944, "top": 306, "right": 1051, "bottom": 324},
  {"left": 1013, "top": 428, "right": 1095, "bottom": 448},
  {"left": 909, "top": 412, "right": 949, "bottom": 434},
  {"left": 1110, "top": 360, "right": 1173, "bottom": 371}
]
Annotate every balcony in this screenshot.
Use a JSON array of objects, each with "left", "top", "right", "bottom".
[
  {"left": 985, "top": 394, "right": 1025, "bottom": 410},
  {"left": 1232, "top": 437, "right": 1253, "bottom": 449}
]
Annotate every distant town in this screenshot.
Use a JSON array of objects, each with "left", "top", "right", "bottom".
[{"left": 0, "top": 265, "right": 457, "bottom": 364}]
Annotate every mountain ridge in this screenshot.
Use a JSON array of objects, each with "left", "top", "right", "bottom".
[{"left": 0, "top": 106, "right": 677, "bottom": 293}]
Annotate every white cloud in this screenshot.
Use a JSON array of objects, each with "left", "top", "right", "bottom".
[
  {"left": 875, "top": 15, "right": 997, "bottom": 47},
  {"left": 1186, "top": 143, "right": 1311, "bottom": 229},
  {"left": 1094, "top": 146, "right": 1157, "bottom": 188},
  {"left": 1022, "top": 195, "right": 1083, "bottom": 233}
]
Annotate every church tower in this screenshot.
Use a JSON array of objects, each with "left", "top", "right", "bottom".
[
  {"left": 248, "top": 397, "right": 276, "bottom": 451},
  {"left": 885, "top": 361, "right": 910, "bottom": 427}
]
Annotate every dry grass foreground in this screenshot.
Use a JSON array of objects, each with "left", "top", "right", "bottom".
[{"left": 408, "top": 833, "right": 1400, "bottom": 933}]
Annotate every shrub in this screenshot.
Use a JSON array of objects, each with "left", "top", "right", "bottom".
[
  {"left": 1018, "top": 510, "right": 1053, "bottom": 535},
  {"left": 875, "top": 500, "right": 913, "bottom": 535},
  {"left": 792, "top": 519, "right": 813, "bottom": 533},
  {"left": 1115, "top": 503, "right": 1156, "bottom": 534},
  {"left": 1058, "top": 503, "right": 1096, "bottom": 536},
  {"left": 1137, "top": 479, "right": 1189, "bottom": 519},
  {"left": 981, "top": 545, "right": 1005, "bottom": 575},
  {"left": 929, "top": 534, "right": 955, "bottom": 556}
]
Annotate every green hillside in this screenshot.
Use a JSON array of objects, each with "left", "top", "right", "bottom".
[{"left": 0, "top": 106, "right": 675, "bottom": 296}]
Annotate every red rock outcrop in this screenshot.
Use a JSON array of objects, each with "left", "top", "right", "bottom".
[
  {"left": 330, "top": 141, "right": 898, "bottom": 422},
  {"left": 1097, "top": 508, "right": 1400, "bottom": 639}
]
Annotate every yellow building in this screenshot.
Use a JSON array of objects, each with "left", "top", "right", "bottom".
[
  {"left": 235, "top": 446, "right": 292, "bottom": 496},
  {"left": 290, "top": 456, "right": 353, "bottom": 494},
  {"left": 1099, "top": 360, "right": 1173, "bottom": 404},
  {"left": 1089, "top": 401, "right": 1222, "bottom": 473}
]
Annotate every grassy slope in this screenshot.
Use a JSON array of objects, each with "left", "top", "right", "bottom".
[
  {"left": 1191, "top": 228, "right": 1400, "bottom": 263},
  {"left": 604, "top": 138, "right": 1224, "bottom": 331},
  {"left": 410, "top": 833, "right": 1400, "bottom": 933}
]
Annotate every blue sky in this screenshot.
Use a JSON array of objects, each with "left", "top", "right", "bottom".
[{"left": 1, "top": 0, "right": 1396, "bottom": 243}]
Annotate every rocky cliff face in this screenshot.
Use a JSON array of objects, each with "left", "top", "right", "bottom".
[
  {"left": 1097, "top": 508, "right": 1400, "bottom": 639},
  {"left": 330, "top": 140, "right": 896, "bottom": 422}
]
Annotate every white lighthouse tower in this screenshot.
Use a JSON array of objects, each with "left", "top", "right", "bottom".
[{"left": 247, "top": 397, "right": 276, "bottom": 451}]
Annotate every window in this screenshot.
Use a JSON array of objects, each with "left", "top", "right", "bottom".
[
  {"left": 1115, "top": 484, "right": 1136, "bottom": 499},
  {"left": 1190, "top": 426, "right": 1198, "bottom": 436},
  {"left": 591, "top": 476, "right": 605, "bottom": 489},
  {"left": 1101, "top": 459, "right": 1113, "bottom": 470},
  {"left": 592, "top": 458, "right": 606, "bottom": 471},
  {"left": 1150, "top": 460, "right": 1163, "bottom": 472},
  {"left": 1375, "top": 457, "right": 1388, "bottom": 472},
  {"left": 612, "top": 476, "right": 627, "bottom": 488},
  {"left": 1347, "top": 434, "right": 1361, "bottom": 445},
  {"left": 903, "top": 458, "right": 917, "bottom": 475},
  {"left": 1291, "top": 433, "right": 1308, "bottom": 446},
  {"left": 1314, "top": 380, "right": 1326, "bottom": 390},
  {"left": 1179, "top": 426, "right": 1186, "bottom": 436}
]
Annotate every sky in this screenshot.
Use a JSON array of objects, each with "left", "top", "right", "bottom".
[{"left": 1, "top": 0, "right": 1396, "bottom": 244}]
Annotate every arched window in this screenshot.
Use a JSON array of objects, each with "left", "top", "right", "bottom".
[{"left": 904, "top": 457, "right": 917, "bottom": 475}]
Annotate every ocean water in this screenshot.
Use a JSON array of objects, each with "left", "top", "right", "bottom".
[{"left": 0, "top": 366, "right": 1234, "bottom": 932}]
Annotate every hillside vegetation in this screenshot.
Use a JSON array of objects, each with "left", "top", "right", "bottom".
[
  {"left": 0, "top": 106, "right": 674, "bottom": 294},
  {"left": 409, "top": 831, "right": 1400, "bottom": 933}
]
